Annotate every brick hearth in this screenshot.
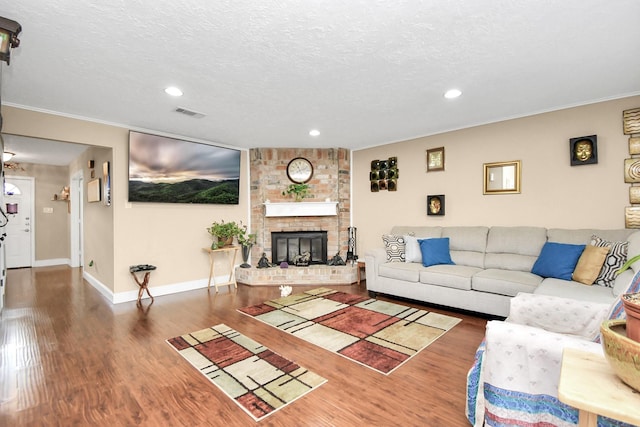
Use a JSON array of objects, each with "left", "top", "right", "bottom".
[{"left": 236, "top": 264, "right": 358, "bottom": 286}]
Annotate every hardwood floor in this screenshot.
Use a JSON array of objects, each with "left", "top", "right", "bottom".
[{"left": 0, "top": 266, "right": 487, "bottom": 426}]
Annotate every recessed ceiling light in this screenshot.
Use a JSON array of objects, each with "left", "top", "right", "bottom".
[
  {"left": 165, "top": 86, "right": 183, "bottom": 97},
  {"left": 444, "top": 89, "right": 462, "bottom": 99},
  {"left": 309, "top": 129, "right": 320, "bottom": 137}
]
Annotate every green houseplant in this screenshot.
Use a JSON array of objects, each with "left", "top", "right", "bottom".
[
  {"left": 282, "top": 183, "right": 310, "bottom": 202},
  {"left": 207, "top": 220, "right": 256, "bottom": 250},
  {"left": 207, "top": 220, "right": 243, "bottom": 249}
]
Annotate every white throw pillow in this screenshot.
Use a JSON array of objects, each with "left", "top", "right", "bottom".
[{"left": 404, "top": 235, "right": 422, "bottom": 263}]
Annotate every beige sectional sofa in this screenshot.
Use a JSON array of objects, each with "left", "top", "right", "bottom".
[{"left": 364, "top": 226, "right": 639, "bottom": 317}]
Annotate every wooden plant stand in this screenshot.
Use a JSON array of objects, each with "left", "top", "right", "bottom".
[{"left": 203, "top": 247, "right": 239, "bottom": 293}]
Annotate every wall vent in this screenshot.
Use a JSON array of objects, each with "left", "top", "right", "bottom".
[{"left": 174, "top": 107, "right": 206, "bottom": 118}]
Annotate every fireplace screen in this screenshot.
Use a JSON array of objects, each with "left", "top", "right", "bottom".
[{"left": 271, "top": 231, "right": 328, "bottom": 265}]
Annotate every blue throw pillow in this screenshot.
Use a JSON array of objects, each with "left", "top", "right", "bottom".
[
  {"left": 418, "top": 238, "right": 455, "bottom": 267},
  {"left": 531, "top": 242, "right": 586, "bottom": 280}
]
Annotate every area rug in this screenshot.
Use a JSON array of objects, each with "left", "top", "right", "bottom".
[
  {"left": 238, "top": 288, "right": 461, "bottom": 375},
  {"left": 166, "top": 323, "right": 327, "bottom": 422}
]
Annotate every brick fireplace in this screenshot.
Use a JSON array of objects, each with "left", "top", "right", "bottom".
[
  {"left": 248, "top": 148, "right": 351, "bottom": 264},
  {"left": 237, "top": 147, "right": 356, "bottom": 285}
]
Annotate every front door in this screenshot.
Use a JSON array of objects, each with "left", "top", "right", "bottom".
[{"left": 5, "top": 177, "right": 34, "bottom": 268}]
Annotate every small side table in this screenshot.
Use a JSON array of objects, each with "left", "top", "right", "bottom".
[
  {"left": 558, "top": 347, "right": 640, "bottom": 427},
  {"left": 129, "top": 264, "right": 156, "bottom": 305},
  {"left": 357, "top": 259, "right": 366, "bottom": 285},
  {"left": 203, "top": 246, "right": 239, "bottom": 293}
]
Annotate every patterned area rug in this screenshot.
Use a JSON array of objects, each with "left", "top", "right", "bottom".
[
  {"left": 238, "top": 288, "right": 461, "bottom": 375},
  {"left": 167, "top": 324, "right": 327, "bottom": 422}
]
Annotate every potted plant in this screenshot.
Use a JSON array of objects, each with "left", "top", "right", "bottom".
[
  {"left": 617, "top": 255, "right": 640, "bottom": 341},
  {"left": 237, "top": 224, "right": 257, "bottom": 268},
  {"left": 207, "top": 220, "right": 243, "bottom": 249},
  {"left": 282, "top": 183, "right": 310, "bottom": 202}
]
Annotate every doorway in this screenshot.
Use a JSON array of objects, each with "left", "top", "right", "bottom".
[
  {"left": 4, "top": 176, "right": 35, "bottom": 268},
  {"left": 70, "top": 171, "right": 84, "bottom": 267}
]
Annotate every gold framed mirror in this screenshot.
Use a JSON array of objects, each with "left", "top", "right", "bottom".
[{"left": 483, "top": 160, "right": 521, "bottom": 194}]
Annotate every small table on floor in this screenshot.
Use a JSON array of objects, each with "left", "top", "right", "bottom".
[
  {"left": 558, "top": 348, "right": 640, "bottom": 427},
  {"left": 203, "top": 246, "right": 239, "bottom": 293},
  {"left": 129, "top": 264, "right": 156, "bottom": 305}
]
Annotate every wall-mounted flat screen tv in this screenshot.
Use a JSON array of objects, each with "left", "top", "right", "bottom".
[{"left": 128, "top": 131, "right": 241, "bottom": 204}]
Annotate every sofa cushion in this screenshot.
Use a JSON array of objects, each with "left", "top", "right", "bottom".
[
  {"left": 442, "top": 226, "right": 488, "bottom": 268},
  {"left": 404, "top": 235, "right": 422, "bottom": 263},
  {"left": 591, "top": 235, "right": 628, "bottom": 288},
  {"left": 531, "top": 242, "right": 585, "bottom": 280},
  {"left": 378, "top": 262, "right": 422, "bottom": 282},
  {"left": 473, "top": 269, "right": 542, "bottom": 296},
  {"left": 419, "top": 238, "right": 455, "bottom": 267},
  {"left": 382, "top": 234, "right": 405, "bottom": 262},
  {"left": 572, "top": 245, "right": 610, "bottom": 285},
  {"left": 534, "top": 279, "right": 616, "bottom": 304},
  {"left": 419, "top": 265, "right": 481, "bottom": 291},
  {"left": 485, "top": 226, "right": 547, "bottom": 272}
]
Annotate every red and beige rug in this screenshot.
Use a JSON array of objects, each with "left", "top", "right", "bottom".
[
  {"left": 167, "top": 324, "right": 327, "bottom": 422},
  {"left": 238, "top": 288, "right": 461, "bottom": 375}
]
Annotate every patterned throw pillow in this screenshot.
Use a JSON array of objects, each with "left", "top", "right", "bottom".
[
  {"left": 382, "top": 234, "right": 405, "bottom": 262},
  {"left": 591, "top": 235, "right": 628, "bottom": 288}
]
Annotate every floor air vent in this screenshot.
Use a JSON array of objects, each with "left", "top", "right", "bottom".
[{"left": 174, "top": 107, "right": 206, "bottom": 118}]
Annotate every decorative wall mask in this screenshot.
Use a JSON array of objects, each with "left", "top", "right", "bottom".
[
  {"left": 427, "top": 195, "right": 445, "bottom": 216},
  {"left": 569, "top": 135, "right": 598, "bottom": 166}
]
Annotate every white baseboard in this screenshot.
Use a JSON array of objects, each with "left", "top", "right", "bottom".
[
  {"left": 83, "top": 270, "right": 229, "bottom": 304},
  {"left": 83, "top": 270, "right": 114, "bottom": 302},
  {"left": 34, "top": 258, "right": 71, "bottom": 267}
]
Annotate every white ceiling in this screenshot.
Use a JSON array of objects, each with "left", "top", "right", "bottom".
[{"left": 1, "top": 1, "right": 640, "bottom": 166}]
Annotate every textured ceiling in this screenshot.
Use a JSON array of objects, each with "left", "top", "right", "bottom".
[{"left": 1, "top": 0, "right": 640, "bottom": 165}]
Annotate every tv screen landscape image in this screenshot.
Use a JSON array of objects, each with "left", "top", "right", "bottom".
[{"left": 128, "top": 131, "right": 241, "bottom": 204}]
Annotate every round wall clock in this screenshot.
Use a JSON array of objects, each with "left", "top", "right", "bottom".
[{"left": 286, "top": 157, "right": 314, "bottom": 183}]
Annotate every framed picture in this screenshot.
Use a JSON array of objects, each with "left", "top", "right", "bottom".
[
  {"left": 484, "top": 161, "right": 521, "bottom": 194},
  {"left": 103, "top": 161, "right": 111, "bottom": 206},
  {"left": 426, "top": 147, "right": 445, "bottom": 172},
  {"left": 427, "top": 195, "right": 445, "bottom": 216},
  {"left": 88, "top": 178, "right": 101, "bottom": 202},
  {"left": 128, "top": 130, "right": 241, "bottom": 204},
  {"left": 570, "top": 135, "right": 598, "bottom": 166}
]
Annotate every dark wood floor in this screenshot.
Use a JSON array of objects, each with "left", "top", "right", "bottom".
[{"left": 0, "top": 266, "right": 487, "bottom": 426}]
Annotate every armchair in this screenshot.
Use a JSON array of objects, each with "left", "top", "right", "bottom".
[{"left": 466, "top": 273, "right": 640, "bottom": 427}]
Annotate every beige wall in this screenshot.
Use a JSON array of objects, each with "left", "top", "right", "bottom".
[
  {"left": 2, "top": 106, "right": 249, "bottom": 295},
  {"left": 74, "top": 146, "right": 115, "bottom": 287},
  {"left": 353, "top": 96, "right": 640, "bottom": 257},
  {"left": 4, "top": 95, "right": 639, "bottom": 295},
  {"left": 6, "top": 163, "right": 71, "bottom": 262}
]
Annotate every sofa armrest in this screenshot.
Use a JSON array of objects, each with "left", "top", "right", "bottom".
[
  {"left": 484, "top": 320, "right": 602, "bottom": 398},
  {"left": 507, "top": 292, "right": 610, "bottom": 340},
  {"left": 364, "top": 248, "right": 387, "bottom": 289}
]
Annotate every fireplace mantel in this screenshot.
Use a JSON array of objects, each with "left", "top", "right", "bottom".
[{"left": 264, "top": 201, "right": 338, "bottom": 217}]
